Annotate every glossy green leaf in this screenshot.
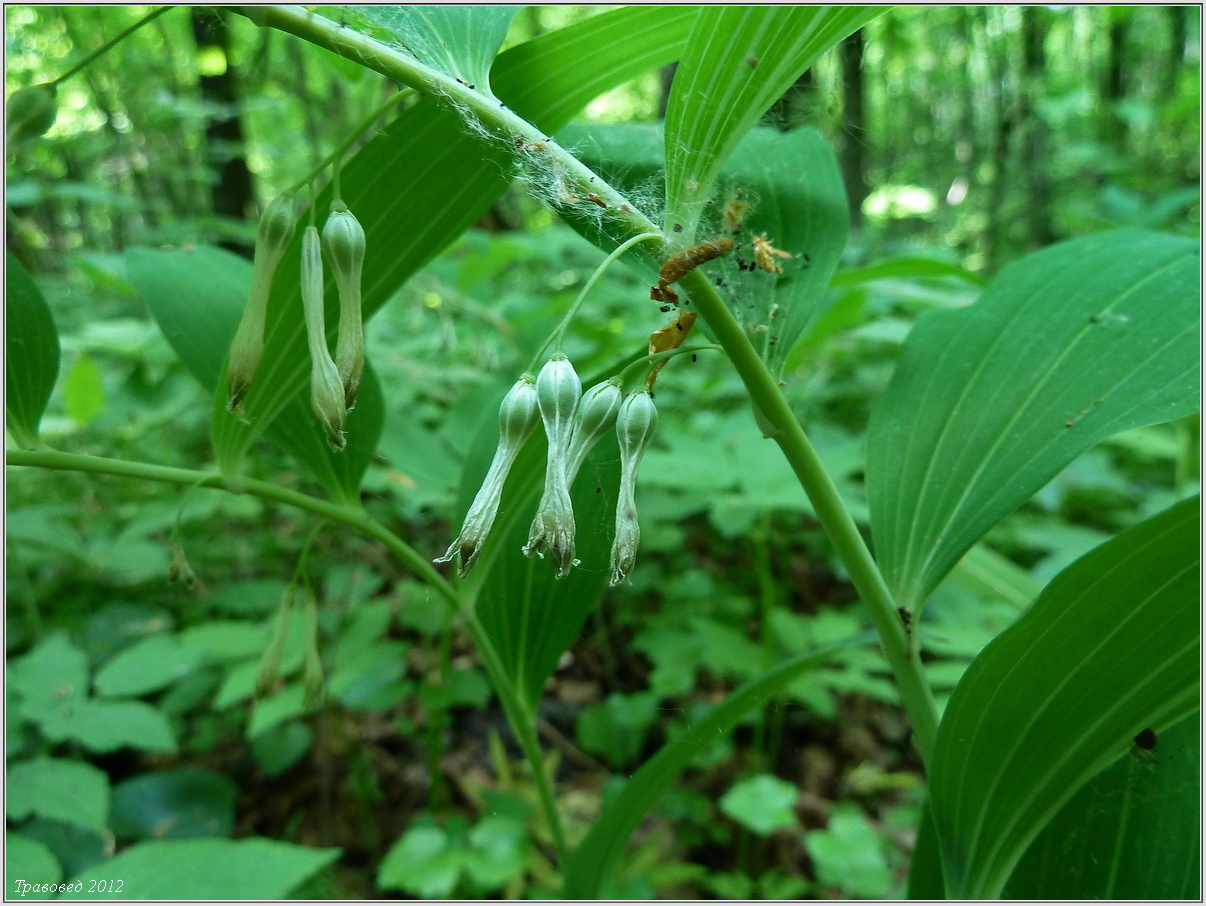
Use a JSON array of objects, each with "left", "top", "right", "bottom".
[
  {"left": 867, "top": 230, "right": 1201, "bottom": 609},
  {"left": 561, "top": 634, "right": 871, "bottom": 899},
  {"left": 127, "top": 245, "right": 384, "bottom": 505},
  {"left": 929, "top": 496, "right": 1200, "bottom": 898},
  {"left": 7, "top": 758, "right": 109, "bottom": 833},
  {"left": 561, "top": 123, "right": 848, "bottom": 376},
  {"left": 94, "top": 635, "right": 205, "bottom": 698},
  {"left": 338, "top": 6, "right": 517, "bottom": 91},
  {"left": 1003, "top": 710, "right": 1200, "bottom": 899},
  {"left": 210, "top": 6, "right": 695, "bottom": 497},
  {"left": 5, "top": 252, "right": 60, "bottom": 448},
  {"left": 663, "top": 7, "right": 883, "bottom": 241},
  {"left": 60, "top": 838, "right": 339, "bottom": 899}
]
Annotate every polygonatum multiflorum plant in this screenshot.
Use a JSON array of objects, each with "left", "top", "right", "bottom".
[{"left": 5, "top": 6, "right": 1199, "bottom": 899}]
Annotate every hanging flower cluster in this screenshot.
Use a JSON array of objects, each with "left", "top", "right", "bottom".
[
  {"left": 437, "top": 355, "right": 657, "bottom": 585},
  {"left": 225, "top": 196, "right": 367, "bottom": 452}
]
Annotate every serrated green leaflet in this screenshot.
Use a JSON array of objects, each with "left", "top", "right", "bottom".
[
  {"left": 338, "top": 6, "right": 517, "bottom": 92},
  {"left": 562, "top": 633, "right": 872, "bottom": 899},
  {"left": 210, "top": 7, "right": 695, "bottom": 497},
  {"left": 560, "top": 123, "right": 848, "bottom": 376},
  {"left": 5, "top": 251, "right": 60, "bottom": 448},
  {"left": 663, "top": 7, "right": 883, "bottom": 242},
  {"left": 1004, "top": 710, "right": 1199, "bottom": 899},
  {"left": 929, "top": 496, "right": 1200, "bottom": 898},
  {"left": 867, "top": 230, "right": 1200, "bottom": 610}
]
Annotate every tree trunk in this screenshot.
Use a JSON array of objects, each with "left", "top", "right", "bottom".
[
  {"left": 1163, "top": 5, "right": 1189, "bottom": 100},
  {"left": 1019, "top": 6, "right": 1054, "bottom": 249},
  {"left": 1101, "top": 8, "right": 1129, "bottom": 147},
  {"left": 838, "top": 29, "right": 867, "bottom": 228},
  {"left": 984, "top": 7, "right": 1016, "bottom": 273},
  {"left": 191, "top": 8, "right": 254, "bottom": 255}
]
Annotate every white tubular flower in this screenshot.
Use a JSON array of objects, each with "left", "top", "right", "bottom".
[
  {"left": 523, "top": 355, "right": 582, "bottom": 577},
  {"left": 227, "top": 195, "right": 296, "bottom": 413},
  {"left": 300, "top": 225, "right": 346, "bottom": 451},
  {"left": 321, "top": 204, "right": 366, "bottom": 411},
  {"left": 610, "top": 389, "right": 658, "bottom": 587},
  {"left": 435, "top": 375, "right": 539, "bottom": 577},
  {"left": 565, "top": 378, "right": 623, "bottom": 487}
]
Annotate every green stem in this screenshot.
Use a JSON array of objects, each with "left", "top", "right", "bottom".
[
  {"left": 531, "top": 231, "right": 662, "bottom": 369},
  {"left": 52, "top": 6, "right": 170, "bottom": 86},
  {"left": 5, "top": 447, "right": 569, "bottom": 859},
  {"left": 286, "top": 88, "right": 411, "bottom": 198},
  {"left": 234, "top": 6, "right": 666, "bottom": 245},
  {"left": 615, "top": 343, "right": 722, "bottom": 387},
  {"left": 677, "top": 269, "right": 942, "bottom": 767}
]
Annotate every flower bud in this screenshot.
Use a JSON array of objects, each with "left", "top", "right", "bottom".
[
  {"left": 167, "top": 542, "right": 198, "bottom": 590},
  {"left": 6, "top": 83, "right": 57, "bottom": 148},
  {"left": 609, "top": 390, "right": 658, "bottom": 586},
  {"left": 524, "top": 355, "right": 582, "bottom": 577},
  {"left": 301, "top": 225, "right": 346, "bottom": 451},
  {"left": 322, "top": 204, "right": 366, "bottom": 410},
  {"left": 301, "top": 594, "right": 324, "bottom": 707},
  {"left": 565, "top": 378, "right": 623, "bottom": 486},
  {"left": 255, "top": 588, "right": 295, "bottom": 699},
  {"left": 226, "top": 195, "right": 297, "bottom": 412},
  {"left": 435, "top": 375, "right": 539, "bottom": 576}
]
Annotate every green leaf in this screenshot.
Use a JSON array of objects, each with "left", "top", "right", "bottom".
[
  {"left": 464, "top": 816, "right": 528, "bottom": 890},
  {"left": 209, "top": 7, "right": 695, "bottom": 484},
  {"left": 719, "top": 774, "right": 799, "bottom": 835},
  {"left": 6, "top": 833, "right": 62, "bottom": 894},
  {"left": 250, "top": 721, "right": 313, "bottom": 777},
  {"left": 562, "top": 123, "right": 848, "bottom": 377},
  {"left": 576, "top": 692, "right": 659, "bottom": 766},
  {"left": 928, "top": 496, "right": 1200, "bottom": 898},
  {"left": 67, "top": 701, "right": 177, "bottom": 755},
  {"left": 378, "top": 823, "right": 464, "bottom": 898},
  {"left": 110, "top": 769, "right": 239, "bottom": 841},
  {"left": 63, "top": 354, "right": 105, "bottom": 426},
  {"left": 60, "top": 838, "right": 340, "bottom": 899},
  {"left": 94, "top": 634, "right": 205, "bottom": 698},
  {"left": 804, "top": 803, "right": 894, "bottom": 898},
  {"left": 663, "top": 7, "right": 883, "bottom": 240},
  {"left": 6, "top": 758, "right": 109, "bottom": 833},
  {"left": 867, "top": 230, "right": 1201, "bottom": 608},
  {"left": 829, "top": 256, "right": 988, "bottom": 289},
  {"left": 1003, "top": 710, "right": 1200, "bottom": 899},
  {"left": 561, "top": 634, "right": 871, "bottom": 898},
  {"left": 5, "top": 252, "right": 60, "bottom": 448},
  {"left": 339, "top": 6, "right": 517, "bottom": 91}
]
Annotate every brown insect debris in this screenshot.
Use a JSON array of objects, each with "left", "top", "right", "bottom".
[{"left": 650, "top": 238, "right": 735, "bottom": 304}]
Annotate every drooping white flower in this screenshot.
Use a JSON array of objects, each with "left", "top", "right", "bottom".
[
  {"left": 321, "top": 204, "right": 366, "bottom": 410},
  {"left": 523, "top": 355, "right": 582, "bottom": 577},
  {"left": 435, "top": 375, "right": 539, "bottom": 577},
  {"left": 610, "top": 389, "right": 658, "bottom": 586},
  {"left": 565, "top": 378, "right": 623, "bottom": 486},
  {"left": 300, "top": 225, "right": 346, "bottom": 451}
]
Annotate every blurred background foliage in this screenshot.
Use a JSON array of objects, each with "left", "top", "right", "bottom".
[{"left": 5, "top": 5, "right": 1199, "bottom": 899}]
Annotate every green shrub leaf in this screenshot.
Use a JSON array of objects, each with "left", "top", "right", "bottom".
[
  {"left": 867, "top": 230, "right": 1201, "bottom": 609},
  {"left": 110, "top": 769, "right": 239, "bottom": 842},
  {"left": 7, "top": 758, "right": 109, "bottom": 833},
  {"left": 928, "top": 496, "right": 1200, "bottom": 898},
  {"left": 5, "top": 251, "right": 60, "bottom": 448},
  {"left": 719, "top": 773, "right": 800, "bottom": 835}
]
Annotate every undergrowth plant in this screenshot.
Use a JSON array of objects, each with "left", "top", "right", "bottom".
[{"left": 6, "top": 6, "right": 1199, "bottom": 899}]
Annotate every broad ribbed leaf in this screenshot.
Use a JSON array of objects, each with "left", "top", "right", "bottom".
[
  {"left": 663, "top": 7, "right": 882, "bottom": 241},
  {"left": 5, "top": 251, "right": 60, "bottom": 448},
  {"left": 561, "top": 123, "right": 848, "bottom": 377},
  {"left": 562, "top": 634, "right": 872, "bottom": 899},
  {"left": 929, "top": 496, "right": 1200, "bottom": 898},
  {"left": 867, "top": 230, "right": 1200, "bottom": 610},
  {"left": 211, "top": 7, "right": 696, "bottom": 490},
  {"left": 1003, "top": 710, "right": 1200, "bottom": 899},
  {"left": 339, "top": 6, "right": 517, "bottom": 92},
  {"left": 126, "top": 245, "right": 384, "bottom": 505},
  {"left": 60, "top": 838, "right": 339, "bottom": 899}
]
